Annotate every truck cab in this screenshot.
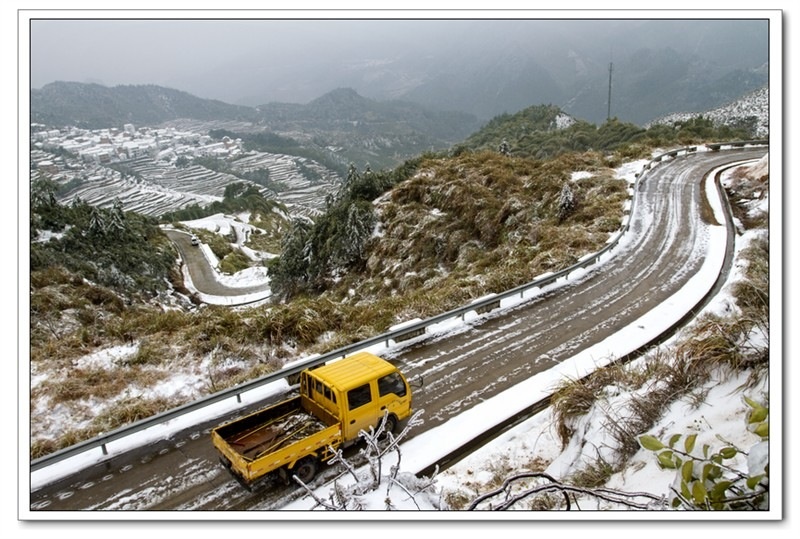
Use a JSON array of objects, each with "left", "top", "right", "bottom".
[{"left": 300, "top": 351, "right": 412, "bottom": 442}]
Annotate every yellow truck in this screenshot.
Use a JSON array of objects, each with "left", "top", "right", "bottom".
[{"left": 211, "top": 351, "right": 413, "bottom": 489}]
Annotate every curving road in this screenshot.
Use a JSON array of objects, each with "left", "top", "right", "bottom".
[
  {"left": 164, "top": 229, "right": 271, "bottom": 299},
  {"left": 29, "top": 148, "right": 766, "bottom": 512}
]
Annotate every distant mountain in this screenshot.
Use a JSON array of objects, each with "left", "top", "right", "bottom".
[
  {"left": 30, "top": 81, "right": 258, "bottom": 129},
  {"left": 30, "top": 82, "right": 481, "bottom": 172},
  {"left": 250, "top": 87, "right": 481, "bottom": 171},
  {"left": 258, "top": 87, "right": 480, "bottom": 145}
]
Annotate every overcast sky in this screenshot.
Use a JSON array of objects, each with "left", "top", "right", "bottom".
[
  {"left": 23, "top": 12, "right": 773, "bottom": 125},
  {"left": 29, "top": 16, "right": 768, "bottom": 83},
  {"left": 30, "top": 19, "right": 304, "bottom": 89},
  {"left": 28, "top": 18, "right": 475, "bottom": 90}
]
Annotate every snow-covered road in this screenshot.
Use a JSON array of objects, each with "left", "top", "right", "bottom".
[{"left": 27, "top": 148, "right": 767, "bottom": 514}]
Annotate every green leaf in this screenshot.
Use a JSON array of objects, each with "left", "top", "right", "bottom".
[
  {"left": 692, "top": 481, "right": 708, "bottom": 506},
  {"left": 747, "top": 474, "right": 766, "bottom": 490},
  {"left": 701, "top": 462, "right": 714, "bottom": 482},
  {"left": 684, "top": 433, "right": 697, "bottom": 454},
  {"left": 639, "top": 435, "right": 665, "bottom": 451},
  {"left": 681, "top": 460, "right": 694, "bottom": 482},
  {"left": 668, "top": 433, "right": 682, "bottom": 448},
  {"left": 745, "top": 397, "right": 769, "bottom": 423},
  {"left": 750, "top": 408, "right": 768, "bottom": 424},
  {"left": 719, "top": 447, "right": 738, "bottom": 459},
  {"left": 657, "top": 450, "right": 677, "bottom": 469},
  {"left": 710, "top": 480, "right": 733, "bottom": 501},
  {"left": 680, "top": 480, "right": 692, "bottom": 499},
  {"left": 753, "top": 422, "right": 769, "bottom": 438}
]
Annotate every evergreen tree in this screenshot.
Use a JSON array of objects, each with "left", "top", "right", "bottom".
[
  {"left": 88, "top": 206, "right": 106, "bottom": 237},
  {"left": 108, "top": 198, "right": 127, "bottom": 235},
  {"left": 498, "top": 139, "right": 510, "bottom": 156},
  {"left": 268, "top": 218, "right": 313, "bottom": 300}
]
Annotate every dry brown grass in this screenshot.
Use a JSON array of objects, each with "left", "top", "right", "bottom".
[
  {"left": 568, "top": 453, "right": 617, "bottom": 488},
  {"left": 90, "top": 396, "right": 182, "bottom": 433},
  {"left": 38, "top": 366, "right": 129, "bottom": 404}
]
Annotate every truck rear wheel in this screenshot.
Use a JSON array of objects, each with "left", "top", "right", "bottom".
[
  {"left": 292, "top": 457, "right": 318, "bottom": 484},
  {"left": 381, "top": 414, "right": 398, "bottom": 436}
]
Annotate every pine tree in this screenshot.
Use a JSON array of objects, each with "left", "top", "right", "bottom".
[
  {"left": 88, "top": 206, "right": 106, "bottom": 236},
  {"left": 498, "top": 139, "right": 510, "bottom": 156},
  {"left": 108, "top": 198, "right": 127, "bottom": 235}
]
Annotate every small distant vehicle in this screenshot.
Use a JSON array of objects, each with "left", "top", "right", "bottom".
[
  {"left": 190, "top": 235, "right": 200, "bottom": 246},
  {"left": 211, "top": 352, "right": 413, "bottom": 489}
]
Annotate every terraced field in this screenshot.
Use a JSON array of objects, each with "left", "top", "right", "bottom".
[
  {"left": 52, "top": 151, "right": 341, "bottom": 219},
  {"left": 229, "top": 153, "right": 340, "bottom": 218}
]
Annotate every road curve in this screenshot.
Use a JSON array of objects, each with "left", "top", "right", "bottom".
[
  {"left": 29, "top": 148, "right": 766, "bottom": 512},
  {"left": 164, "top": 228, "right": 271, "bottom": 300}
]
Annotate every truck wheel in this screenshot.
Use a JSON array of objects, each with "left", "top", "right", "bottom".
[
  {"left": 381, "top": 414, "right": 398, "bottom": 436},
  {"left": 292, "top": 457, "right": 317, "bottom": 484}
]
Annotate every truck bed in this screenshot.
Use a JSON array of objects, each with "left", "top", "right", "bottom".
[
  {"left": 214, "top": 397, "right": 327, "bottom": 462},
  {"left": 227, "top": 410, "right": 327, "bottom": 460}
]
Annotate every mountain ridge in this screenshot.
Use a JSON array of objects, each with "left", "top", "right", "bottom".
[{"left": 31, "top": 82, "right": 482, "bottom": 171}]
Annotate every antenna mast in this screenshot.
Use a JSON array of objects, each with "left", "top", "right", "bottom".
[{"left": 607, "top": 62, "right": 613, "bottom": 121}]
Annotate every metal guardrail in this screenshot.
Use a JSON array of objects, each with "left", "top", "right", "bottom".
[{"left": 30, "top": 140, "right": 768, "bottom": 473}]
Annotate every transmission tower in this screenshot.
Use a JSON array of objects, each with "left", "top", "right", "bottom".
[{"left": 607, "top": 62, "right": 613, "bottom": 121}]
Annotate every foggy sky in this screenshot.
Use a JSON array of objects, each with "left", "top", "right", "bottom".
[
  {"left": 30, "top": 19, "right": 463, "bottom": 92},
  {"left": 27, "top": 15, "right": 770, "bottom": 109}
]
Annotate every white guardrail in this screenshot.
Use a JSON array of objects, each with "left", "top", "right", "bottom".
[{"left": 30, "top": 140, "right": 768, "bottom": 473}]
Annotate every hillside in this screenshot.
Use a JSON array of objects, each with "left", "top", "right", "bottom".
[
  {"left": 459, "top": 98, "right": 764, "bottom": 161},
  {"left": 645, "top": 86, "right": 769, "bottom": 138},
  {"left": 28, "top": 149, "right": 773, "bottom": 515},
  {"left": 30, "top": 81, "right": 259, "bottom": 129},
  {"left": 27, "top": 145, "right": 632, "bottom": 457},
  {"left": 260, "top": 87, "right": 480, "bottom": 147}
]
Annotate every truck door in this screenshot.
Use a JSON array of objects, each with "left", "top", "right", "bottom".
[
  {"left": 343, "top": 382, "right": 379, "bottom": 441},
  {"left": 376, "top": 371, "right": 409, "bottom": 424}
]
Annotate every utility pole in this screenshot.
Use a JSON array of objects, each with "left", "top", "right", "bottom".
[{"left": 607, "top": 62, "right": 613, "bottom": 121}]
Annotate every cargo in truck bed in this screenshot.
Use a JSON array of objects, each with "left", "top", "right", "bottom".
[{"left": 224, "top": 409, "right": 327, "bottom": 461}]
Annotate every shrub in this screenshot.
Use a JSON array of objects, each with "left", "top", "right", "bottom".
[
  {"left": 219, "top": 248, "right": 252, "bottom": 274},
  {"left": 638, "top": 397, "right": 769, "bottom": 510}
]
